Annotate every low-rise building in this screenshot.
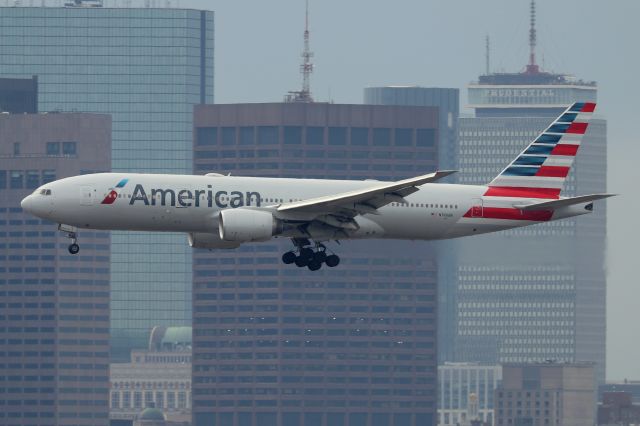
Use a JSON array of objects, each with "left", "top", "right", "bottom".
[
  {"left": 495, "top": 362, "right": 595, "bottom": 426},
  {"left": 600, "top": 381, "right": 640, "bottom": 405},
  {"left": 598, "top": 391, "right": 640, "bottom": 426},
  {"left": 438, "top": 363, "right": 502, "bottom": 426},
  {"left": 110, "top": 327, "right": 192, "bottom": 424}
]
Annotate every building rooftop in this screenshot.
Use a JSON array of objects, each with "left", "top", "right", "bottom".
[{"left": 475, "top": 72, "right": 596, "bottom": 87}]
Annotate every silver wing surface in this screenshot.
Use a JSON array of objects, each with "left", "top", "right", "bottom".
[{"left": 274, "top": 170, "right": 456, "bottom": 230}]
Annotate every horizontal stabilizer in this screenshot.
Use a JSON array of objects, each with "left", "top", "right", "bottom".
[{"left": 514, "top": 193, "right": 616, "bottom": 211}]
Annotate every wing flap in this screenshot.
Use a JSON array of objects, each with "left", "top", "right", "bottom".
[
  {"left": 514, "top": 193, "right": 616, "bottom": 211},
  {"left": 276, "top": 170, "right": 456, "bottom": 214}
]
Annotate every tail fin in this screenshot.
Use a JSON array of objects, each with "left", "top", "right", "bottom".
[{"left": 487, "top": 102, "right": 596, "bottom": 199}]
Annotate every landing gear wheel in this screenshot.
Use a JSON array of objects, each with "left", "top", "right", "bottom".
[
  {"left": 282, "top": 252, "right": 296, "bottom": 264},
  {"left": 307, "top": 260, "right": 322, "bottom": 271},
  {"left": 68, "top": 243, "right": 80, "bottom": 255},
  {"left": 299, "top": 247, "right": 314, "bottom": 260},
  {"left": 294, "top": 256, "right": 309, "bottom": 267},
  {"left": 325, "top": 254, "right": 340, "bottom": 268},
  {"left": 313, "top": 250, "right": 327, "bottom": 263}
]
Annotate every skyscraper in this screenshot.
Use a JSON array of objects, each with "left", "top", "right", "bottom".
[
  {"left": 457, "top": 72, "right": 606, "bottom": 382},
  {"left": 0, "top": 3, "right": 214, "bottom": 360},
  {"left": 0, "top": 111, "right": 111, "bottom": 425},
  {"left": 363, "top": 86, "right": 460, "bottom": 363},
  {"left": 455, "top": 2, "right": 606, "bottom": 383},
  {"left": 192, "top": 102, "right": 440, "bottom": 426}
]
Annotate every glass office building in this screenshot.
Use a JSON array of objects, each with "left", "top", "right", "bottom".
[
  {"left": 0, "top": 5, "right": 214, "bottom": 360},
  {"left": 457, "top": 72, "right": 607, "bottom": 383},
  {"left": 192, "top": 103, "right": 440, "bottom": 426},
  {"left": 363, "top": 86, "right": 460, "bottom": 364}
]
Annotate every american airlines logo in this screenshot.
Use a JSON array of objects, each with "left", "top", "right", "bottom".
[
  {"left": 101, "top": 178, "right": 129, "bottom": 205},
  {"left": 129, "top": 184, "right": 262, "bottom": 208}
]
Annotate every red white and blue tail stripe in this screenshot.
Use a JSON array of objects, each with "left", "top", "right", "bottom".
[{"left": 487, "top": 102, "right": 596, "bottom": 199}]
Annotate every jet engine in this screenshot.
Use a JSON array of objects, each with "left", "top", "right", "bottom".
[
  {"left": 188, "top": 232, "right": 241, "bottom": 249},
  {"left": 219, "top": 209, "right": 279, "bottom": 242}
]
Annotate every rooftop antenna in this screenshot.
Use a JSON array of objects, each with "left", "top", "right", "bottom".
[
  {"left": 526, "top": 0, "right": 539, "bottom": 74},
  {"left": 485, "top": 34, "right": 490, "bottom": 75},
  {"left": 285, "top": 0, "right": 314, "bottom": 103}
]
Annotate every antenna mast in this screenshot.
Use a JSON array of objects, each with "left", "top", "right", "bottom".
[
  {"left": 485, "top": 34, "right": 490, "bottom": 75},
  {"left": 526, "top": 0, "right": 539, "bottom": 74},
  {"left": 285, "top": 0, "right": 314, "bottom": 103}
]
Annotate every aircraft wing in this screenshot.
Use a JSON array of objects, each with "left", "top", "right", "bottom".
[{"left": 276, "top": 170, "right": 456, "bottom": 218}]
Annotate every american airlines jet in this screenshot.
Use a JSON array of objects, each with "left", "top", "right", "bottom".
[{"left": 21, "top": 102, "right": 613, "bottom": 271}]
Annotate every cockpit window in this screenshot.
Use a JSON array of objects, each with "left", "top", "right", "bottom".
[{"left": 38, "top": 189, "right": 52, "bottom": 196}]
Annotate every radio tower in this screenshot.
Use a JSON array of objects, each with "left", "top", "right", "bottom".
[
  {"left": 285, "top": 0, "right": 314, "bottom": 103},
  {"left": 525, "top": 0, "right": 540, "bottom": 74}
]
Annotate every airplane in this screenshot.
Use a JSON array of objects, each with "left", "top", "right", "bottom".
[{"left": 21, "top": 102, "right": 613, "bottom": 271}]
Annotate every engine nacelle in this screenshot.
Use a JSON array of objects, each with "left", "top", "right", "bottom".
[
  {"left": 188, "top": 232, "right": 241, "bottom": 249},
  {"left": 219, "top": 209, "right": 278, "bottom": 242}
]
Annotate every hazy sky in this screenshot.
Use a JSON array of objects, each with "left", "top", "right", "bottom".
[{"left": 176, "top": 0, "right": 638, "bottom": 380}]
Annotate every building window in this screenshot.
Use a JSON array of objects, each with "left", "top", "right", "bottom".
[
  {"left": 62, "top": 141, "right": 76, "bottom": 155},
  {"left": 134, "top": 391, "right": 142, "bottom": 409},
  {"left": 328, "top": 127, "right": 347, "bottom": 145},
  {"left": 41, "top": 170, "right": 55, "bottom": 184},
  {"left": 0, "top": 170, "right": 6, "bottom": 189},
  {"left": 26, "top": 170, "right": 39, "bottom": 189},
  {"left": 239, "top": 126, "right": 255, "bottom": 145},
  {"left": 178, "top": 391, "right": 187, "bottom": 408},
  {"left": 197, "top": 127, "right": 217, "bottom": 145},
  {"left": 46, "top": 142, "right": 60, "bottom": 155},
  {"left": 122, "top": 391, "right": 131, "bottom": 408},
  {"left": 145, "top": 391, "right": 153, "bottom": 407},
  {"left": 284, "top": 126, "right": 302, "bottom": 145},
  {"left": 10, "top": 170, "right": 23, "bottom": 189},
  {"left": 258, "top": 126, "right": 278, "bottom": 145},
  {"left": 373, "top": 128, "right": 391, "bottom": 146},
  {"left": 111, "top": 391, "right": 120, "bottom": 409},
  {"left": 417, "top": 129, "right": 436, "bottom": 146},
  {"left": 167, "top": 392, "right": 176, "bottom": 409},
  {"left": 351, "top": 127, "right": 368, "bottom": 146},
  {"left": 222, "top": 127, "right": 236, "bottom": 145},
  {"left": 155, "top": 391, "right": 164, "bottom": 408},
  {"left": 13, "top": 142, "right": 20, "bottom": 156},
  {"left": 395, "top": 128, "right": 413, "bottom": 146},
  {"left": 306, "top": 126, "right": 324, "bottom": 145}
]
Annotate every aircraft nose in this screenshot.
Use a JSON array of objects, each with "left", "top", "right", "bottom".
[{"left": 20, "top": 195, "right": 33, "bottom": 213}]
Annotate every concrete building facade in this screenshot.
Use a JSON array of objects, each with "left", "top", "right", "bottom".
[
  {"left": 192, "top": 103, "right": 440, "bottom": 426},
  {"left": 494, "top": 363, "right": 595, "bottom": 426},
  {"left": 0, "top": 112, "right": 111, "bottom": 425},
  {"left": 0, "top": 4, "right": 214, "bottom": 360}
]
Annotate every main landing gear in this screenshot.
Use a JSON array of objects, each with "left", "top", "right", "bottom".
[
  {"left": 282, "top": 239, "right": 340, "bottom": 271},
  {"left": 58, "top": 224, "right": 80, "bottom": 255}
]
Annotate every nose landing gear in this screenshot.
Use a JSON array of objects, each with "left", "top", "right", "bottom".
[
  {"left": 68, "top": 240, "right": 80, "bottom": 255},
  {"left": 282, "top": 238, "right": 340, "bottom": 271},
  {"left": 58, "top": 224, "right": 80, "bottom": 255}
]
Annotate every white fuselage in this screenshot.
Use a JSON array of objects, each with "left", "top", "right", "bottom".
[{"left": 20, "top": 173, "right": 590, "bottom": 243}]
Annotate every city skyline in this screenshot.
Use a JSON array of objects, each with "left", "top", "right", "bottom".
[{"left": 183, "top": 0, "right": 636, "bottom": 379}]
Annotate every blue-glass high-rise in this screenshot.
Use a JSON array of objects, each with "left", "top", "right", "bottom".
[{"left": 0, "top": 5, "right": 214, "bottom": 360}]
